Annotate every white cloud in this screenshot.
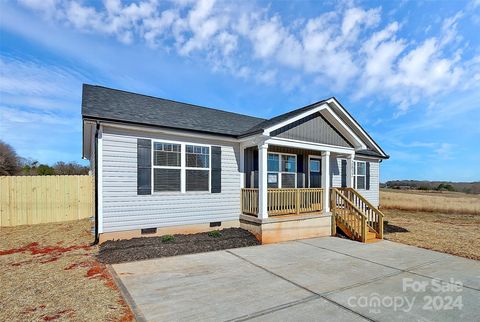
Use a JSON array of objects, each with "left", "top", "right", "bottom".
[
  {"left": 0, "top": 56, "right": 82, "bottom": 101},
  {"left": 15, "top": 0, "right": 480, "bottom": 115},
  {"left": 434, "top": 143, "right": 454, "bottom": 159},
  {"left": 0, "top": 55, "right": 84, "bottom": 164}
]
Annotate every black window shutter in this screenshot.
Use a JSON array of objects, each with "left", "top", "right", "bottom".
[
  {"left": 341, "top": 159, "right": 347, "bottom": 188},
  {"left": 211, "top": 146, "right": 222, "bottom": 193},
  {"left": 296, "top": 154, "right": 304, "bottom": 188},
  {"left": 137, "top": 139, "right": 152, "bottom": 195},
  {"left": 366, "top": 162, "right": 371, "bottom": 190}
]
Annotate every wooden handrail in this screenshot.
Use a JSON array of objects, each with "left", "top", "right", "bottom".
[
  {"left": 337, "top": 188, "right": 385, "bottom": 219},
  {"left": 332, "top": 189, "right": 368, "bottom": 219},
  {"left": 335, "top": 187, "right": 384, "bottom": 239},
  {"left": 331, "top": 188, "right": 367, "bottom": 242}
]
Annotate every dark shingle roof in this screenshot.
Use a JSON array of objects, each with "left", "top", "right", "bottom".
[
  {"left": 82, "top": 84, "right": 266, "bottom": 137},
  {"left": 82, "top": 84, "right": 388, "bottom": 158}
]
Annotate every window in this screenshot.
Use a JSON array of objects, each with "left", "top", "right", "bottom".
[
  {"left": 281, "top": 155, "right": 296, "bottom": 173},
  {"left": 153, "top": 142, "right": 181, "bottom": 192},
  {"left": 186, "top": 145, "right": 209, "bottom": 168},
  {"left": 309, "top": 158, "right": 321, "bottom": 188},
  {"left": 186, "top": 145, "right": 210, "bottom": 191},
  {"left": 267, "top": 152, "right": 297, "bottom": 188},
  {"left": 152, "top": 141, "right": 210, "bottom": 193},
  {"left": 267, "top": 154, "right": 280, "bottom": 188},
  {"left": 353, "top": 161, "right": 366, "bottom": 190},
  {"left": 154, "top": 142, "right": 181, "bottom": 166}
]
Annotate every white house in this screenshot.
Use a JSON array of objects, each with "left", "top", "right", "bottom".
[{"left": 82, "top": 84, "right": 388, "bottom": 244}]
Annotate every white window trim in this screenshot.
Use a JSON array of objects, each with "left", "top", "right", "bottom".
[
  {"left": 151, "top": 139, "right": 211, "bottom": 194},
  {"left": 353, "top": 160, "right": 366, "bottom": 190},
  {"left": 307, "top": 155, "right": 322, "bottom": 188},
  {"left": 267, "top": 152, "right": 297, "bottom": 188}
]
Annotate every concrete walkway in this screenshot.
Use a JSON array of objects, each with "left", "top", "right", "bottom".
[{"left": 111, "top": 237, "right": 480, "bottom": 322}]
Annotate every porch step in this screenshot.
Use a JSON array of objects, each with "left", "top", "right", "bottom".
[
  {"left": 332, "top": 188, "right": 384, "bottom": 244},
  {"left": 366, "top": 230, "right": 380, "bottom": 243}
]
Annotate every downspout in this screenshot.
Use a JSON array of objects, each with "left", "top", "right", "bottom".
[{"left": 92, "top": 121, "right": 100, "bottom": 245}]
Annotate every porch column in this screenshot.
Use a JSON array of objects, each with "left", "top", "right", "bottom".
[
  {"left": 239, "top": 145, "right": 245, "bottom": 188},
  {"left": 321, "top": 151, "right": 330, "bottom": 214},
  {"left": 346, "top": 154, "right": 353, "bottom": 187},
  {"left": 258, "top": 143, "right": 269, "bottom": 219}
]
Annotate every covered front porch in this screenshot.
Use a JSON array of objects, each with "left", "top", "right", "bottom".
[
  {"left": 238, "top": 140, "right": 356, "bottom": 244},
  {"left": 239, "top": 141, "right": 356, "bottom": 219}
]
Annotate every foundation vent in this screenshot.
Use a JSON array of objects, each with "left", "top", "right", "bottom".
[{"left": 141, "top": 228, "right": 157, "bottom": 234}]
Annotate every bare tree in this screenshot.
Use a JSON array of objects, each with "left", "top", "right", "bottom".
[
  {"left": 53, "top": 161, "right": 89, "bottom": 175},
  {"left": 0, "top": 140, "right": 21, "bottom": 175}
]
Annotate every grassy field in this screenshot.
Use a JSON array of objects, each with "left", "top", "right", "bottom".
[
  {"left": 381, "top": 188, "right": 480, "bottom": 215},
  {"left": 0, "top": 219, "right": 134, "bottom": 321},
  {"left": 380, "top": 189, "right": 480, "bottom": 260}
]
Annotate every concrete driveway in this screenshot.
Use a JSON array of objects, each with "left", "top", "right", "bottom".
[{"left": 111, "top": 237, "right": 480, "bottom": 322}]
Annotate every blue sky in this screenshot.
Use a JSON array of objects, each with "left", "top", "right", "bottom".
[{"left": 0, "top": 0, "right": 479, "bottom": 182}]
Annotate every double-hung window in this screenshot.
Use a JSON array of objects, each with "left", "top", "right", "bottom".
[
  {"left": 152, "top": 141, "right": 211, "bottom": 192},
  {"left": 267, "top": 152, "right": 297, "bottom": 188},
  {"left": 353, "top": 161, "right": 366, "bottom": 190},
  {"left": 153, "top": 142, "right": 181, "bottom": 192},
  {"left": 186, "top": 145, "right": 210, "bottom": 191}
]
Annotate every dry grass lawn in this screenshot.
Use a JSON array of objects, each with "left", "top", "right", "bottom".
[
  {"left": 0, "top": 219, "right": 134, "bottom": 322},
  {"left": 380, "top": 190, "right": 480, "bottom": 260},
  {"left": 381, "top": 188, "right": 480, "bottom": 215}
]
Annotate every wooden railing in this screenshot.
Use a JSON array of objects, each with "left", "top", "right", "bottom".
[
  {"left": 240, "top": 188, "right": 323, "bottom": 216},
  {"left": 335, "top": 188, "right": 384, "bottom": 239},
  {"left": 241, "top": 188, "right": 259, "bottom": 215},
  {"left": 331, "top": 188, "right": 367, "bottom": 242},
  {"left": 267, "top": 189, "right": 297, "bottom": 215}
]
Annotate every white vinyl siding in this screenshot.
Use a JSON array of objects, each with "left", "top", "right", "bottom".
[
  {"left": 330, "top": 155, "right": 380, "bottom": 207},
  {"left": 100, "top": 126, "right": 241, "bottom": 233},
  {"left": 354, "top": 157, "right": 380, "bottom": 207}
]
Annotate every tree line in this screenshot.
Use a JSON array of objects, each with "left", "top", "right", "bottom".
[
  {"left": 383, "top": 180, "right": 480, "bottom": 194},
  {"left": 0, "top": 140, "right": 89, "bottom": 176}
]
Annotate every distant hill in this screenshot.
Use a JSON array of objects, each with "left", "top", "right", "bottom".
[{"left": 382, "top": 180, "right": 480, "bottom": 194}]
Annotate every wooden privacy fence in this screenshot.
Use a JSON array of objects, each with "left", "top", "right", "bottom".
[{"left": 0, "top": 175, "right": 94, "bottom": 227}]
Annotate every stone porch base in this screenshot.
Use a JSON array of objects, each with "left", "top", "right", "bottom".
[{"left": 240, "top": 213, "right": 332, "bottom": 244}]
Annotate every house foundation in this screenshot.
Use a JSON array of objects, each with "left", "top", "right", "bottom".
[
  {"left": 98, "top": 220, "right": 240, "bottom": 244},
  {"left": 240, "top": 213, "right": 332, "bottom": 244}
]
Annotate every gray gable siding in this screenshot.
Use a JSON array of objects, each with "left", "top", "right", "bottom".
[
  {"left": 271, "top": 113, "right": 352, "bottom": 148},
  {"left": 100, "top": 126, "right": 241, "bottom": 233}
]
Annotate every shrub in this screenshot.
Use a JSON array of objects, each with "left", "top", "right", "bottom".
[
  {"left": 161, "top": 235, "right": 174, "bottom": 243},
  {"left": 208, "top": 230, "right": 222, "bottom": 238}
]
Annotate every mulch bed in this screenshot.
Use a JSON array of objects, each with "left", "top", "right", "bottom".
[{"left": 98, "top": 228, "right": 260, "bottom": 264}]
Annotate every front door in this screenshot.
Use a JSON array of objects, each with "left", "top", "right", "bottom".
[{"left": 309, "top": 158, "right": 321, "bottom": 188}]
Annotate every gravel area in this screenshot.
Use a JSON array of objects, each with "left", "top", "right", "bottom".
[{"left": 98, "top": 228, "right": 260, "bottom": 264}]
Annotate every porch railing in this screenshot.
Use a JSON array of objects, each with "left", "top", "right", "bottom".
[
  {"left": 335, "top": 187, "right": 384, "bottom": 239},
  {"left": 241, "top": 188, "right": 323, "bottom": 216}
]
